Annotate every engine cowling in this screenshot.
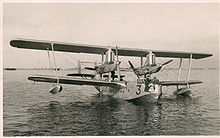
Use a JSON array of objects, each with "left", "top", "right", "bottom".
[
  {"left": 105, "top": 49, "right": 115, "bottom": 64},
  {"left": 145, "top": 51, "right": 156, "bottom": 66}
]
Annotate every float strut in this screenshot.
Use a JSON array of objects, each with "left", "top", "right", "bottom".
[{"left": 51, "top": 43, "right": 59, "bottom": 84}]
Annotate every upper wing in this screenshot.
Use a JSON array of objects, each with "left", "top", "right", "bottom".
[
  {"left": 28, "top": 74, "right": 126, "bottom": 89},
  {"left": 160, "top": 80, "right": 202, "bottom": 86},
  {"left": 10, "top": 38, "right": 107, "bottom": 55},
  {"left": 10, "top": 38, "right": 212, "bottom": 59}
]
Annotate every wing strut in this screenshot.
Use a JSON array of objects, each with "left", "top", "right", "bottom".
[
  {"left": 47, "top": 48, "right": 53, "bottom": 74},
  {"left": 48, "top": 43, "right": 63, "bottom": 94},
  {"left": 177, "top": 58, "right": 183, "bottom": 89},
  {"left": 187, "top": 54, "right": 192, "bottom": 81},
  {"left": 77, "top": 60, "right": 82, "bottom": 74},
  {"left": 51, "top": 43, "right": 59, "bottom": 82},
  {"left": 141, "top": 56, "right": 143, "bottom": 67},
  {"left": 101, "top": 53, "right": 104, "bottom": 64},
  {"left": 116, "top": 46, "right": 120, "bottom": 81},
  {"left": 177, "top": 58, "right": 183, "bottom": 81}
]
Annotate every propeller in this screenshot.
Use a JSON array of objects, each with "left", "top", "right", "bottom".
[
  {"left": 84, "top": 67, "right": 96, "bottom": 70},
  {"left": 128, "top": 59, "right": 173, "bottom": 78},
  {"left": 161, "top": 59, "right": 173, "bottom": 66},
  {"left": 128, "top": 60, "right": 135, "bottom": 69},
  {"left": 128, "top": 60, "right": 140, "bottom": 78},
  {"left": 146, "top": 59, "right": 173, "bottom": 74}
]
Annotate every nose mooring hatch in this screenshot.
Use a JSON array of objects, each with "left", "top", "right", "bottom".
[
  {"left": 105, "top": 48, "right": 115, "bottom": 64},
  {"left": 145, "top": 51, "right": 156, "bottom": 66}
]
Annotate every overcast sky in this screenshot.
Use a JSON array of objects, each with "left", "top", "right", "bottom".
[{"left": 3, "top": 3, "right": 219, "bottom": 68}]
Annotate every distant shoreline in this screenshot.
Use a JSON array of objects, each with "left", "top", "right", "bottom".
[
  {"left": 3, "top": 67, "right": 218, "bottom": 71},
  {"left": 3, "top": 68, "right": 76, "bottom": 71}
]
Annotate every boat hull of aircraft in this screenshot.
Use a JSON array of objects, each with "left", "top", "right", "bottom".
[{"left": 94, "top": 81, "right": 161, "bottom": 101}]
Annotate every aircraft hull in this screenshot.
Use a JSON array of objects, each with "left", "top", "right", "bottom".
[{"left": 95, "top": 81, "right": 161, "bottom": 101}]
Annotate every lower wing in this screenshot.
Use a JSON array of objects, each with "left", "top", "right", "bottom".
[
  {"left": 28, "top": 74, "right": 126, "bottom": 89},
  {"left": 66, "top": 73, "right": 95, "bottom": 78},
  {"left": 160, "top": 80, "right": 202, "bottom": 86}
]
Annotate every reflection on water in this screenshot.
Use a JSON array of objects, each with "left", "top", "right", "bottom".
[
  {"left": 3, "top": 70, "right": 220, "bottom": 136},
  {"left": 25, "top": 96, "right": 160, "bottom": 136},
  {"left": 11, "top": 94, "right": 200, "bottom": 136}
]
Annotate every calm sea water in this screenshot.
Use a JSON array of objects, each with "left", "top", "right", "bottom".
[{"left": 3, "top": 69, "right": 220, "bottom": 136}]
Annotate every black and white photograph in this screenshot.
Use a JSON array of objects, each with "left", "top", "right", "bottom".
[{"left": 2, "top": 1, "right": 219, "bottom": 136}]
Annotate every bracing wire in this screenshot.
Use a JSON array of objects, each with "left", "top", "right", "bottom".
[
  {"left": 66, "top": 53, "right": 88, "bottom": 67},
  {"left": 56, "top": 53, "right": 96, "bottom": 70},
  {"left": 160, "top": 58, "right": 186, "bottom": 81},
  {"left": 56, "top": 53, "right": 77, "bottom": 68},
  {"left": 66, "top": 53, "right": 79, "bottom": 61}
]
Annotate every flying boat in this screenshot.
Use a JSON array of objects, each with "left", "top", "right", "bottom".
[{"left": 10, "top": 38, "right": 212, "bottom": 100}]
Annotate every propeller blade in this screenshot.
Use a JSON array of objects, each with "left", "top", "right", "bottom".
[
  {"left": 84, "top": 67, "right": 96, "bottom": 70},
  {"left": 146, "top": 59, "right": 173, "bottom": 75},
  {"left": 128, "top": 60, "right": 135, "bottom": 69},
  {"left": 161, "top": 59, "right": 173, "bottom": 66},
  {"left": 128, "top": 60, "right": 140, "bottom": 78}
]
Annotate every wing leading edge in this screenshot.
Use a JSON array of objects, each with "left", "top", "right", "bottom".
[
  {"left": 10, "top": 38, "right": 212, "bottom": 59},
  {"left": 28, "top": 74, "right": 126, "bottom": 89}
]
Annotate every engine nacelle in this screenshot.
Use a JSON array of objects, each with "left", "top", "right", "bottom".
[
  {"left": 145, "top": 51, "right": 156, "bottom": 66},
  {"left": 105, "top": 49, "right": 115, "bottom": 64}
]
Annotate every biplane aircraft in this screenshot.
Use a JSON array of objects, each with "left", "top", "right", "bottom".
[{"left": 10, "top": 38, "right": 212, "bottom": 100}]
